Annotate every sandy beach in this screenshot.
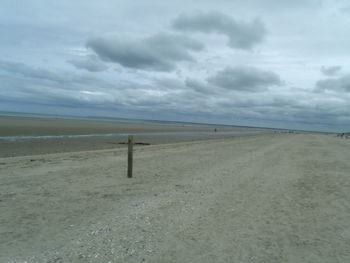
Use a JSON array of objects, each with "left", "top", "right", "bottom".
[
  {"left": 0, "top": 116, "right": 249, "bottom": 136},
  {"left": 0, "top": 116, "right": 267, "bottom": 157},
  {"left": 1, "top": 133, "right": 350, "bottom": 262}
]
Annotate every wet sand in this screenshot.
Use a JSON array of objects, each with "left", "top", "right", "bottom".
[
  {"left": 0, "top": 116, "right": 267, "bottom": 157},
  {"left": 0, "top": 116, "right": 255, "bottom": 136}
]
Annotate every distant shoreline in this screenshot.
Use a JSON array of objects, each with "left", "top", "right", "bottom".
[
  {"left": 0, "top": 111, "right": 248, "bottom": 129},
  {"left": 0, "top": 130, "right": 268, "bottom": 142},
  {"left": 0, "top": 114, "right": 267, "bottom": 137},
  {"left": 0, "top": 115, "right": 271, "bottom": 157},
  {"left": 0, "top": 110, "right": 314, "bottom": 133}
]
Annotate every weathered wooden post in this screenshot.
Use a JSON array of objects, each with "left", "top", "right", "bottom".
[{"left": 127, "top": 135, "right": 133, "bottom": 178}]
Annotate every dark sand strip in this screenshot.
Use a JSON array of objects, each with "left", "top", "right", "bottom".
[{"left": 0, "top": 116, "right": 269, "bottom": 157}]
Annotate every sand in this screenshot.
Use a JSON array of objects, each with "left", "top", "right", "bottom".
[
  {"left": 0, "top": 116, "right": 266, "bottom": 157},
  {"left": 0, "top": 116, "right": 247, "bottom": 136},
  {"left": 1, "top": 133, "right": 350, "bottom": 262}
]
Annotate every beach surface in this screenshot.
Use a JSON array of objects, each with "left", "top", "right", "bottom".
[
  {"left": 1, "top": 133, "right": 350, "bottom": 262},
  {"left": 0, "top": 116, "right": 267, "bottom": 157}
]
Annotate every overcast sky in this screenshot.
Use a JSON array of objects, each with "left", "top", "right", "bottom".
[{"left": 1, "top": 0, "right": 350, "bottom": 132}]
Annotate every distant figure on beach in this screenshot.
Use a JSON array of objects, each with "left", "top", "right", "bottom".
[
  {"left": 338, "top": 133, "right": 345, "bottom": 138},
  {"left": 214, "top": 128, "right": 217, "bottom": 132}
]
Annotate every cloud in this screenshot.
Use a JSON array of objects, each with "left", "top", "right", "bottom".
[
  {"left": 207, "top": 66, "right": 282, "bottom": 92},
  {"left": 0, "top": 59, "right": 116, "bottom": 93},
  {"left": 0, "top": 59, "right": 67, "bottom": 83},
  {"left": 153, "top": 77, "right": 187, "bottom": 91},
  {"left": 243, "top": 0, "right": 323, "bottom": 10},
  {"left": 185, "top": 78, "right": 216, "bottom": 94},
  {"left": 172, "top": 11, "right": 266, "bottom": 49},
  {"left": 68, "top": 55, "right": 108, "bottom": 72},
  {"left": 1, "top": 59, "right": 349, "bottom": 132},
  {"left": 86, "top": 33, "right": 204, "bottom": 72},
  {"left": 316, "top": 74, "right": 350, "bottom": 92},
  {"left": 339, "top": 5, "right": 350, "bottom": 13},
  {"left": 320, "top": 65, "right": 342, "bottom": 76}
]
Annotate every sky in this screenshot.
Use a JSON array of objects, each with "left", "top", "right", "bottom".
[{"left": 1, "top": 0, "right": 350, "bottom": 132}]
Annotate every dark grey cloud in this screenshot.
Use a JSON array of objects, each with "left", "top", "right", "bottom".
[
  {"left": 172, "top": 11, "right": 266, "bottom": 49},
  {"left": 86, "top": 33, "right": 204, "bottom": 72},
  {"left": 316, "top": 74, "right": 350, "bottom": 92},
  {"left": 68, "top": 55, "right": 108, "bottom": 72},
  {"left": 321, "top": 65, "right": 342, "bottom": 76},
  {"left": 207, "top": 66, "right": 282, "bottom": 92}
]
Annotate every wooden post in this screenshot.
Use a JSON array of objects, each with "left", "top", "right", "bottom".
[{"left": 127, "top": 135, "right": 133, "bottom": 178}]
